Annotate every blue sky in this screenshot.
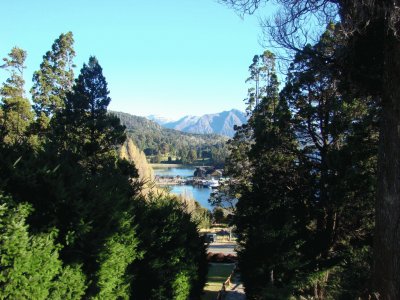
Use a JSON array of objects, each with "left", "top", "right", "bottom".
[{"left": 1, "top": 0, "right": 273, "bottom": 119}]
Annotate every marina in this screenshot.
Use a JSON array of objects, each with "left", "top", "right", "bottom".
[{"left": 152, "top": 165, "right": 222, "bottom": 210}]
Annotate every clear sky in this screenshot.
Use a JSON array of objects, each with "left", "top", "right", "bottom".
[{"left": 1, "top": 0, "right": 273, "bottom": 119}]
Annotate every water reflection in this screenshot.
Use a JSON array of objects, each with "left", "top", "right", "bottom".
[{"left": 153, "top": 166, "right": 213, "bottom": 210}]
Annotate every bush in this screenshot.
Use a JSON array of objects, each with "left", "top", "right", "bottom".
[
  {"left": 207, "top": 253, "right": 238, "bottom": 263},
  {"left": 0, "top": 197, "right": 86, "bottom": 299},
  {"left": 130, "top": 194, "right": 208, "bottom": 300}
]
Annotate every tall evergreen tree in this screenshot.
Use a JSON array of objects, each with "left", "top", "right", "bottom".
[
  {"left": 0, "top": 47, "right": 33, "bottom": 145},
  {"left": 31, "top": 32, "right": 75, "bottom": 129},
  {"left": 2, "top": 55, "right": 140, "bottom": 298},
  {"left": 233, "top": 50, "right": 307, "bottom": 299},
  {"left": 0, "top": 38, "right": 208, "bottom": 300},
  {"left": 51, "top": 56, "right": 126, "bottom": 174},
  {"left": 279, "top": 24, "right": 376, "bottom": 298},
  {"left": 220, "top": 0, "right": 398, "bottom": 296},
  {"left": 245, "top": 50, "right": 277, "bottom": 109},
  {"left": 231, "top": 25, "right": 377, "bottom": 299}
]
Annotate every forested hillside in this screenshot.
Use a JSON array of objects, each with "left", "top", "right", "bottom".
[{"left": 111, "top": 111, "right": 229, "bottom": 165}]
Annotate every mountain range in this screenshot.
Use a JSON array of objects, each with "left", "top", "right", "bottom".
[
  {"left": 109, "top": 110, "right": 228, "bottom": 150},
  {"left": 147, "top": 109, "right": 247, "bottom": 137},
  {"left": 146, "top": 114, "right": 175, "bottom": 125}
]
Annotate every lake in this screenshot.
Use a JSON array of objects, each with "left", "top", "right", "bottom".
[
  {"left": 153, "top": 165, "right": 213, "bottom": 210},
  {"left": 153, "top": 166, "right": 195, "bottom": 177}
]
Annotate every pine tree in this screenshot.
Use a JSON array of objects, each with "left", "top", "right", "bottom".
[
  {"left": 1, "top": 55, "right": 140, "bottom": 298},
  {"left": 51, "top": 56, "right": 126, "bottom": 174},
  {"left": 234, "top": 51, "right": 307, "bottom": 298},
  {"left": 46, "top": 57, "right": 140, "bottom": 298},
  {"left": 277, "top": 24, "right": 375, "bottom": 298},
  {"left": 231, "top": 25, "right": 377, "bottom": 299},
  {"left": 0, "top": 47, "right": 33, "bottom": 145},
  {"left": 31, "top": 32, "right": 75, "bottom": 130}
]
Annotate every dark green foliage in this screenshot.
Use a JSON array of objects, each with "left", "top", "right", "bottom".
[
  {"left": 228, "top": 25, "right": 377, "bottom": 299},
  {"left": 94, "top": 214, "right": 141, "bottom": 299},
  {"left": 234, "top": 50, "right": 309, "bottom": 298},
  {"left": 0, "top": 47, "right": 34, "bottom": 146},
  {"left": 211, "top": 123, "right": 252, "bottom": 212},
  {"left": 215, "top": 54, "right": 281, "bottom": 211},
  {"left": 31, "top": 32, "right": 75, "bottom": 122},
  {"left": 277, "top": 24, "right": 376, "bottom": 298},
  {"left": 37, "top": 56, "right": 141, "bottom": 298},
  {"left": 130, "top": 194, "right": 208, "bottom": 300},
  {"left": 0, "top": 36, "right": 208, "bottom": 300},
  {"left": 1, "top": 54, "right": 141, "bottom": 298},
  {"left": 0, "top": 195, "right": 86, "bottom": 299},
  {"left": 50, "top": 57, "right": 126, "bottom": 173},
  {"left": 220, "top": 0, "right": 398, "bottom": 296}
]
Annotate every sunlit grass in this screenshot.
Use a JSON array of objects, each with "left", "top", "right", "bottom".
[{"left": 202, "top": 263, "right": 235, "bottom": 300}]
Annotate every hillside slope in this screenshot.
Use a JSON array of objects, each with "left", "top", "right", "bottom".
[{"left": 110, "top": 111, "right": 228, "bottom": 165}]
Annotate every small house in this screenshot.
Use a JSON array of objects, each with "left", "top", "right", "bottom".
[
  {"left": 207, "top": 169, "right": 223, "bottom": 178},
  {"left": 194, "top": 167, "right": 207, "bottom": 178}
]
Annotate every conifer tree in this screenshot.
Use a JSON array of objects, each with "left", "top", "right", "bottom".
[
  {"left": 31, "top": 32, "right": 75, "bottom": 129},
  {"left": 279, "top": 24, "right": 376, "bottom": 298},
  {"left": 0, "top": 47, "right": 33, "bottom": 145},
  {"left": 222, "top": 24, "right": 379, "bottom": 299},
  {"left": 51, "top": 56, "right": 125, "bottom": 174},
  {"left": 46, "top": 57, "right": 139, "bottom": 298},
  {"left": 1, "top": 55, "right": 140, "bottom": 298},
  {"left": 232, "top": 25, "right": 377, "bottom": 299},
  {"left": 234, "top": 51, "right": 307, "bottom": 298},
  {"left": 0, "top": 38, "right": 208, "bottom": 300}
]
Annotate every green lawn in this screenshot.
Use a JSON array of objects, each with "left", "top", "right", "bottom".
[{"left": 202, "top": 263, "right": 235, "bottom": 300}]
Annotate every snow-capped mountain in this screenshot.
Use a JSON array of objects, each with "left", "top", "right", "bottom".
[
  {"left": 146, "top": 114, "right": 176, "bottom": 125},
  {"left": 148, "top": 109, "right": 247, "bottom": 137}
]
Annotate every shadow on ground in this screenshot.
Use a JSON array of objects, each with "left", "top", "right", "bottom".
[{"left": 202, "top": 290, "right": 219, "bottom": 300}]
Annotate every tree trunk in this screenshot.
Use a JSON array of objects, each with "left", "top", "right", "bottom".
[{"left": 374, "top": 30, "right": 400, "bottom": 299}]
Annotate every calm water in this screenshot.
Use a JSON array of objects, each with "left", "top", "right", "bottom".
[
  {"left": 153, "top": 166, "right": 195, "bottom": 178},
  {"left": 153, "top": 166, "right": 213, "bottom": 210}
]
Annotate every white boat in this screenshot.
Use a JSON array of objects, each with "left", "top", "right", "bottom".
[{"left": 203, "top": 179, "right": 219, "bottom": 188}]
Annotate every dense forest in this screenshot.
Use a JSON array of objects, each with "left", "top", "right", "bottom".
[
  {"left": 0, "top": 32, "right": 207, "bottom": 299},
  {"left": 217, "top": 1, "right": 400, "bottom": 297},
  {"left": 213, "top": 16, "right": 384, "bottom": 300},
  {"left": 111, "top": 111, "right": 229, "bottom": 166}
]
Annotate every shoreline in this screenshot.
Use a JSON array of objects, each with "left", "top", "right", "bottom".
[
  {"left": 150, "top": 163, "right": 213, "bottom": 168},
  {"left": 151, "top": 163, "right": 185, "bottom": 168}
]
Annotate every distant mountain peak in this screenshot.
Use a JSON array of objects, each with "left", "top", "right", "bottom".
[
  {"left": 146, "top": 114, "right": 176, "bottom": 125},
  {"left": 158, "top": 109, "right": 247, "bottom": 137}
]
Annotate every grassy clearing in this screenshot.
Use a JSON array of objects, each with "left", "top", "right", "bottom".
[{"left": 202, "top": 263, "right": 235, "bottom": 300}]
